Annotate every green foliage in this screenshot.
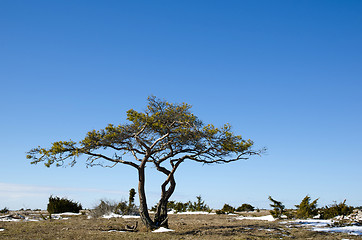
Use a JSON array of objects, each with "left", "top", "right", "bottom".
[
  {"left": 125, "top": 188, "right": 137, "bottom": 215},
  {"left": 268, "top": 196, "right": 285, "bottom": 219},
  {"left": 47, "top": 196, "right": 82, "bottom": 214},
  {"left": 115, "top": 201, "right": 128, "bottom": 215},
  {"left": 0, "top": 207, "right": 9, "bottom": 214},
  {"left": 295, "top": 195, "right": 318, "bottom": 219},
  {"left": 187, "top": 196, "right": 210, "bottom": 212},
  {"left": 236, "top": 203, "right": 255, "bottom": 212},
  {"left": 163, "top": 196, "right": 210, "bottom": 213},
  {"left": 221, "top": 204, "right": 235, "bottom": 213},
  {"left": 27, "top": 96, "right": 260, "bottom": 171},
  {"left": 319, "top": 200, "right": 354, "bottom": 219},
  {"left": 173, "top": 202, "right": 189, "bottom": 213}
]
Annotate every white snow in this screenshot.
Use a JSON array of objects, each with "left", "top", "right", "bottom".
[
  {"left": 0, "top": 229, "right": 4, "bottom": 232},
  {"left": 102, "top": 213, "right": 140, "bottom": 219},
  {"left": 0, "top": 218, "right": 21, "bottom": 222},
  {"left": 236, "top": 215, "right": 275, "bottom": 222},
  {"left": 313, "top": 226, "right": 362, "bottom": 236},
  {"left": 286, "top": 218, "right": 362, "bottom": 236},
  {"left": 122, "top": 215, "right": 140, "bottom": 219},
  {"left": 52, "top": 212, "right": 82, "bottom": 216},
  {"left": 176, "top": 211, "right": 215, "bottom": 215},
  {"left": 152, "top": 227, "right": 175, "bottom": 233},
  {"left": 102, "top": 213, "right": 123, "bottom": 219},
  {"left": 288, "top": 219, "right": 332, "bottom": 227}
]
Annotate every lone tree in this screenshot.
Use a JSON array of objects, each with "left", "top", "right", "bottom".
[{"left": 27, "top": 96, "right": 262, "bottom": 230}]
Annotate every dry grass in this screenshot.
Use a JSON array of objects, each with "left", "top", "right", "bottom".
[{"left": 0, "top": 212, "right": 360, "bottom": 239}]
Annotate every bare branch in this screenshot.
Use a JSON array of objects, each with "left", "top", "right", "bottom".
[{"left": 84, "top": 151, "right": 139, "bottom": 169}]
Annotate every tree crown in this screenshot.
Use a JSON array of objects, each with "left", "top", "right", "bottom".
[{"left": 27, "top": 96, "right": 261, "bottom": 169}]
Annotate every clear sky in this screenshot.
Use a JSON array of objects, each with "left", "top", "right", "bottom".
[{"left": 1, "top": 0, "right": 361, "bottom": 210}]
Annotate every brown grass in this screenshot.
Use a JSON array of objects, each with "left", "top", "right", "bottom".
[{"left": 0, "top": 212, "right": 360, "bottom": 239}]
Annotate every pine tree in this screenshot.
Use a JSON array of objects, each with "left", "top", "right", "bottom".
[
  {"left": 295, "top": 195, "right": 318, "bottom": 219},
  {"left": 268, "top": 196, "right": 285, "bottom": 219}
]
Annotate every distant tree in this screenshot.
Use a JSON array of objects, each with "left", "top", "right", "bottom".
[
  {"left": 0, "top": 207, "right": 9, "bottom": 214},
  {"left": 221, "top": 203, "right": 235, "bottom": 213},
  {"left": 295, "top": 195, "right": 318, "bottom": 219},
  {"left": 188, "top": 196, "right": 210, "bottom": 212},
  {"left": 174, "top": 201, "right": 189, "bottom": 213},
  {"left": 27, "top": 96, "right": 262, "bottom": 229},
  {"left": 125, "top": 188, "right": 137, "bottom": 215},
  {"left": 268, "top": 196, "right": 285, "bottom": 219},
  {"left": 236, "top": 203, "right": 255, "bottom": 212},
  {"left": 319, "top": 200, "right": 354, "bottom": 219},
  {"left": 47, "top": 196, "right": 82, "bottom": 214}
]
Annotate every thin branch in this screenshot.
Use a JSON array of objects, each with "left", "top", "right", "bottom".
[{"left": 84, "top": 151, "right": 139, "bottom": 169}]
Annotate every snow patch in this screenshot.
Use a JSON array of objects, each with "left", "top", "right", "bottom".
[
  {"left": 288, "top": 219, "right": 332, "bottom": 227},
  {"left": 122, "top": 215, "right": 140, "bottom": 219},
  {"left": 107, "top": 230, "right": 125, "bottom": 232},
  {"left": 176, "top": 211, "right": 215, "bottom": 215},
  {"left": 52, "top": 212, "right": 81, "bottom": 216},
  {"left": 152, "top": 227, "right": 175, "bottom": 232},
  {"left": 102, "top": 213, "right": 140, "bottom": 219},
  {"left": 313, "top": 226, "right": 362, "bottom": 236},
  {"left": 0, "top": 229, "right": 4, "bottom": 232},
  {"left": 102, "top": 213, "right": 123, "bottom": 219},
  {"left": 236, "top": 215, "right": 275, "bottom": 222},
  {"left": 286, "top": 218, "right": 362, "bottom": 236}
]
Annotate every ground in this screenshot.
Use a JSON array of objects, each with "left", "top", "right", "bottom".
[{"left": 0, "top": 211, "right": 361, "bottom": 239}]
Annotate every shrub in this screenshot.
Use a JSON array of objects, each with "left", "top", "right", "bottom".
[
  {"left": 167, "top": 201, "right": 176, "bottom": 210},
  {"left": 221, "top": 204, "right": 235, "bottom": 213},
  {"left": 123, "top": 188, "right": 138, "bottom": 215},
  {"left": 236, "top": 203, "right": 255, "bottom": 212},
  {"left": 295, "top": 195, "right": 318, "bottom": 219},
  {"left": 268, "top": 196, "right": 285, "bottom": 219},
  {"left": 216, "top": 209, "right": 225, "bottom": 214},
  {"left": 174, "top": 201, "right": 189, "bottom": 213},
  {"left": 187, "top": 196, "right": 210, "bottom": 212},
  {"left": 91, "top": 188, "right": 139, "bottom": 218},
  {"left": 162, "top": 196, "right": 210, "bottom": 213},
  {"left": 90, "top": 199, "right": 119, "bottom": 218},
  {"left": 47, "top": 196, "right": 82, "bottom": 214},
  {"left": 319, "top": 200, "right": 354, "bottom": 219},
  {"left": 0, "top": 207, "right": 9, "bottom": 214}
]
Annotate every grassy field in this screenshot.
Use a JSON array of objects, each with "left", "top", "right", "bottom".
[{"left": 0, "top": 211, "right": 360, "bottom": 239}]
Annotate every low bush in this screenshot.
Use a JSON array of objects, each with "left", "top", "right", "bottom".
[
  {"left": 47, "top": 196, "right": 82, "bottom": 214},
  {"left": 160, "top": 196, "right": 211, "bottom": 213},
  {"left": 90, "top": 188, "right": 139, "bottom": 218},
  {"left": 0, "top": 207, "right": 9, "bottom": 214},
  {"left": 90, "top": 199, "right": 120, "bottom": 218},
  {"left": 268, "top": 196, "right": 285, "bottom": 219},
  {"left": 319, "top": 200, "right": 354, "bottom": 219},
  {"left": 188, "top": 196, "right": 210, "bottom": 212},
  {"left": 295, "top": 195, "right": 318, "bottom": 219},
  {"left": 216, "top": 204, "right": 235, "bottom": 214},
  {"left": 222, "top": 204, "right": 235, "bottom": 213},
  {"left": 236, "top": 203, "right": 255, "bottom": 212},
  {"left": 174, "top": 201, "right": 189, "bottom": 213}
]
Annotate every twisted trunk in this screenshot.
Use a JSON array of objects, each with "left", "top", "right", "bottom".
[
  {"left": 153, "top": 175, "right": 176, "bottom": 228},
  {"left": 138, "top": 167, "right": 157, "bottom": 229},
  {"left": 137, "top": 165, "right": 177, "bottom": 230}
]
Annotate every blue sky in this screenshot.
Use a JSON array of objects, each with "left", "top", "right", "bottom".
[{"left": 1, "top": 0, "right": 361, "bottom": 210}]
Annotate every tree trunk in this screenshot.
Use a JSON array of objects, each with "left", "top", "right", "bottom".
[
  {"left": 153, "top": 174, "right": 176, "bottom": 228},
  {"left": 153, "top": 198, "right": 169, "bottom": 228},
  {"left": 138, "top": 167, "right": 157, "bottom": 230}
]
